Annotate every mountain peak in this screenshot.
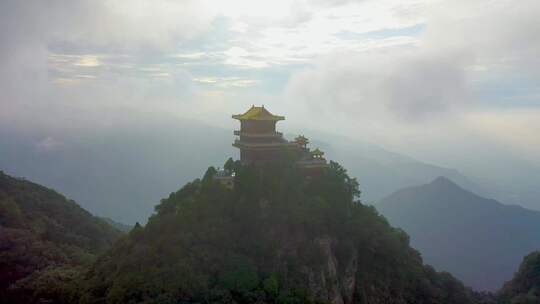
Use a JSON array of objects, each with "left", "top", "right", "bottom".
[
  {"left": 378, "top": 174, "right": 540, "bottom": 291},
  {"left": 430, "top": 176, "right": 459, "bottom": 188},
  {"left": 426, "top": 176, "right": 478, "bottom": 198}
]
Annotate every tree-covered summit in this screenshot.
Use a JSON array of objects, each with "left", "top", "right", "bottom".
[{"left": 79, "top": 160, "right": 478, "bottom": 304}]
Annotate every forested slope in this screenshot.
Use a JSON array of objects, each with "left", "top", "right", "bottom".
[
  {"left": 0, "top": 171, "right": 121, "bottom": 303},
  {"left": 79, "top": 160, "right": 479, "bottom": 304}
]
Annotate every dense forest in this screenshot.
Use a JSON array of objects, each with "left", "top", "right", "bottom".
[
  {"left": 0, "top": 161, "right": 537, "bottom": 303},
  {"left": 498, "top": 251, "right": 540, "bottom": 304},
  {"left": 76, "top": 159, "right": 480, "bottom": 304},
  {"left": 0, "top": 171, "right": 121, "bottom": 303}
]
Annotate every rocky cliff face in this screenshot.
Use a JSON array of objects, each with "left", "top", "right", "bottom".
[
  {"left": 271, "top": 232, "right": 357, "bottom": 303},
  {"left": 311, "top": 236, "right": 357, "bottom": 304}
]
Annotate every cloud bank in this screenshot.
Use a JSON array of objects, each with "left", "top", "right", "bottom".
[{"left": 0, "top": 0, "right": 539, "bottom": 191}]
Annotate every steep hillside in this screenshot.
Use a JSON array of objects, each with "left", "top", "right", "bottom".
[
  {"left": 0, "top": 171, "right": 122, "bottom": 303},
  {"left": 78, "top": 161, "right": 478, "bottom": 304},
  {"left": 377, "top": 177, "right": 540, "bottom": 291},
  {"left": 498, "top": 251, "right": 540, "bottom": 303}
]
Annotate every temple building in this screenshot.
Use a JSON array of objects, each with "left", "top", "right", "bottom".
[
  {"left": 295, "top": 147, "right": 329, "bottom": 176},
  {"left": 215, "top": 106, "right": 328, "bottom": 188},
  {"left": 231, "top": 105, "right": 329, "bottom": 174},
  {"left": 213, "top": 169, "right": 235, "bottom": 189},
  {"left": 232, "top": 105, "right": 298, "bottom": 164}
]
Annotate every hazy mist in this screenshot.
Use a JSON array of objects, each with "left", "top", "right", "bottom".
[{"left": 1, "top": 0, "right": 539, "bottom": 220}]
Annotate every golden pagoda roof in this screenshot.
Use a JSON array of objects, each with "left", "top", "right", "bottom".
[{"left": 232, "top": 105, "right": 285, "bottom": 121}]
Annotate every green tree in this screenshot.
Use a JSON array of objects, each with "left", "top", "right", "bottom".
[{"left": 224, "top": 157, "right": 235, "bottom": 173}]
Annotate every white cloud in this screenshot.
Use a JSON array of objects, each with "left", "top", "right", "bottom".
[
  {"left": 74, "top": 55, "right": 102, "bottom": 67},
  {"left": 170, "top": 52, "right": 208, "bottom": 60},
  {"left": 35, "top": 137, "right": 63, "bottom": 152},
  {"left": 285, "top": 0, "right": 540, "bottom": 123},
  {"left": 0, "top": 0, "right": 218, "bottom": 124},
  {"left": 280, "top": 0, "right": 540, "bottom": 171},
  {"left": 464, "top": 109, "right": 540, "bottom": 163},
  {"left": 1, "top": 0, "right": 539, "bottom": 170},
  {"left": 285, "top": 47, "right": 471, "bottom": 123},
  {"left": 215, "top": 0, "right": 428, "bottom": 67},
  {"left": 223, "top": 47, "right": 270, "bottom": 68},
  {"left": 193, "top": 76, "right": 258, "bottom": 88}
]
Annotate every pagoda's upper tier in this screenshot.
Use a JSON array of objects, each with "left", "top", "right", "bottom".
[{"left": 232, "top": 105, "right": 285, "bottom": 121}]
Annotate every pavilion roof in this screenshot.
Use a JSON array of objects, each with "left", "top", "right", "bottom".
[
  {"left": 311, "top": 148, "right": 325, "bottom": 156},
  {"left": 295, "top": 135, "right": 308, "bottom": 142},
  {"left": 232, "top": 105, "right": 285, "bottom": 121}
]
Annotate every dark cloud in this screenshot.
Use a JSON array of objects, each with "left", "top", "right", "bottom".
[{"left": 286, "top": 48, "right": 471, "bottom": 122}]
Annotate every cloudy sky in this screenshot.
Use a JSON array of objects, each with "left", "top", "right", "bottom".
[{"left": 2, "top": 0, "right": 539, "bottom": 170}]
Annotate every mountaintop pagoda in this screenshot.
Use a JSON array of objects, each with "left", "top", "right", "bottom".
[
  {"left": 232, "top": 105, "right": 297, "bottom": 164},
  {"left": 231, "top": 105, "right": 329, "bottom": 174}
]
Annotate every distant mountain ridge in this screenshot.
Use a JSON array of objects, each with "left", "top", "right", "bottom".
[
  {"left": 377, "top": 176, "right": 540, "bottom": 291},
  {"left": 1, "top": 115, "right": 537, "bottom": 224},
  {"left": 320, "top": 138, "right": 481, "bottom": 203}
]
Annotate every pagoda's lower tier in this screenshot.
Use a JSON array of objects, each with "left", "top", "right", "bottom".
[{"left": 233, "top": 140, "right": 299, "bottom": 164}]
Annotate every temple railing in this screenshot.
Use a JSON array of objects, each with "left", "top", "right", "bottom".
[
  {"left": 233, "top": 130, "right": 283, "bottom": 138},
  {"left": 296, "top": 158, "right": 329, "bottom": 168},
  {"left": 233, "top": 140, "right": 298, "bottom": 148}
]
